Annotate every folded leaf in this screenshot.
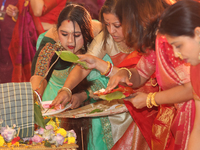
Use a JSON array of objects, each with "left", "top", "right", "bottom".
[
  {"left": 55, "top": 51, "right": 89, "bottom": 69},
  {"left": 34, "top": 104, "right": 45, "bottom": 128},
  {"left": 99, "top": 91, "right": 126, "bottom": 102}
]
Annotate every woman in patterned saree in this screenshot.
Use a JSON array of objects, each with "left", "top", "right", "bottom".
[
  {"left": 104, "top": 0, "right": 195, "bottom": 150},
  {"left": 158, "top": 1, "right": 200, "bottom": 149}
]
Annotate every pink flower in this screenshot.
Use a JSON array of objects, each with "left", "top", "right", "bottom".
[
  {"left": 53, "top": 133, "right": 64, "bottom": 147},
  {"left": 1, "top": 126, "right": 16, "bottom": 142},
  {"left": 31, "top": 135, "right": 43, "bottom": 143},
  {"left": 37, "top": 127, "right": 44, "bottom": 135},
  {"left": 45, "top": 125, "right": 53, "bottom": 130}
]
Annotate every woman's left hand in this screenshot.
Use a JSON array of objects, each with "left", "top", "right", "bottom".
[
  {"left": 77, "top": 54, "right": 97, "bottom": 69},
  {"left": 124, "top": 92, "right": 148, "bottom": 109},
  {"left": 70, "top": 93, "right": 85, "bottom": 109}
]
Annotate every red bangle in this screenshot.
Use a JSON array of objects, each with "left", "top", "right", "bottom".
[{"left": 105, "top": 63, "right": 113, "bottom": 77}]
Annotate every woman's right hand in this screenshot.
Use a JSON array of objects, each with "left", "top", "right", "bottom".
[
  {"left": 51, "top": 90, "right": 71, "bottom": 108},
  {"left": 105, "top": 69, "right": 133, "bottom": 93},
  {"left": 6, "top": 4, "right": 19, "bottom": 18}
]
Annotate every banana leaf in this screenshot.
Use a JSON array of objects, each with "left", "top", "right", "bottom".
[
  {"left": 34, "top": 103, "right": 45, "bottom": 128},
  {"left": 99, "top": 91, "right": 126, "bottom": 102},
  {"left": 55, "top": 51, "right": 89, "bottom": 69}
]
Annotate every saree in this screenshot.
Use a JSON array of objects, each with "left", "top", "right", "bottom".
[
  {"left": 8, "top": 0, "right": 43, "bottom": 82},
  {"left": 136, "top": 35, "right": 195, "bottom": 150},
  {"left": 111, "top": 51, "right": 159, "bottom": 150},
  {"left": 190, "top": 63, "right": 200, "bottom": 101}
]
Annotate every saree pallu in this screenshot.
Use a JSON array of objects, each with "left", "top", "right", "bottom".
[
  {"left": 8, "top": 0, "right": 42, "bottom": 82},
  {"left": 190, "top": 63, "right": 200, "bottom": 100},
  {"left": 111, "top": 51, "right": 159, "bottom": 150},
  {"left": 150, "top": 35, "right": 195, "bottom": 150}
]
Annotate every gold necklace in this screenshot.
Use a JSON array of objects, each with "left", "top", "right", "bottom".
[{"left": 115, "top": 42, "right": 135, "bottom": 54}]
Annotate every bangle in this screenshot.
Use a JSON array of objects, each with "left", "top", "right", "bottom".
[
  {"left": 105, "top": 63, "right": 113, "bottom": 77},
  {"left": 151, "top": 92, "right": 159, "bottom": 106},
  {"left": 12, "top": 16, "right": 17, "bottom": 22},
  {"left": 84, "top": 90, "right": 90, "bottom": 102},
  {"left": 118, "top": 67, "right": 132, "bottom": 79},
  {"left": 146, "top": 93, "right": 153, "bottom": 108},
  {"left": 101, "top": 61, "right": 111, "bottom": 75},
  {"left": 58, "top": 87, "right": 72, "bottom": 100}
]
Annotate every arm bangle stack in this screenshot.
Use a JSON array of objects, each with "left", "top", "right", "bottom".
[
  {"left": 105, "top": 63, "right": 113, "bottom": 77},
  {"left": 146, "top": 93, "right": 153, "bottom": 108},
  {"left": 151, "top": 92, "right": 159, "bottom": 106},
  {"left": 101, "top": 61, "right": 111, "bottom": 75},
  {"left": 58, "top": 87, "right": 72, "bottom": 100},
  {"left": 118, "top": 67, "right": 132, "bottom": 79}
]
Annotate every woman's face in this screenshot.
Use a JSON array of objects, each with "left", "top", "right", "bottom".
[
  {"left": 58, "top": 20, "right": 84, "bottom": 54},
  {"left": 103, "top": 13, "right": 124, "bottom": 42},
  {"left": 166, "top": 34, "right": 200, "bottom": 66}
]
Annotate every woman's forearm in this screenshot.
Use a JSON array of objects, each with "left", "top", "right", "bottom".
[
  {"left": 30, "top": 0, "right": 44, "bottom": 16},
  {"left": 155, "top": 82, "right": 193, "bottom": 105},
  {"left": 63, "top": 65, "right": 91, "bottom": 90},
  {"left": 30, "top": 75, "right": 47, "bottom": 96}
]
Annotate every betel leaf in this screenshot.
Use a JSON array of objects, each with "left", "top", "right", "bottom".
[
  {"left": 34, "top": 103, "right": 45, "bottom": 128},
  {"left": 55, "top": 51, "right": 89, "bottom": 69},
  {"left": 99, "top": 91, "right": 126, "bottom": 102},
  {"left": 89, "top": 109, "right": 103, "bottom": 114}
]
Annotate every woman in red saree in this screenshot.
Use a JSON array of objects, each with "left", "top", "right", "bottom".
[
  {"left": 7, "top": 0, "right": 66, "bottom": 82},
  {"left": 158, "top": 1, "right": 200, "bottom": 149}
]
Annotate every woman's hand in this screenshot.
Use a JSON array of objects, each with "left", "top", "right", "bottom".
[
  {"left": 6, "top": 4, "right": 18, "bottom": 18},
  {"left": 124, "top": 92, "right": 148, "bottom": 109},
  {"left": 70, "top": 93, "right": 85, "bottom": 109},
  {"left": 77, "top": 54, "right": 98, "bottom": 69},
  {"left": 51, "top": 90, "right": 71, "bottom": 107},
  {"left": 105, "top": 69, "right": 133, "bottom": 93}
]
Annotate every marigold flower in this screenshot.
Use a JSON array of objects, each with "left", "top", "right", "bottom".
[{"left": 0, "top": 135, "right": 5, "bottom": 146}]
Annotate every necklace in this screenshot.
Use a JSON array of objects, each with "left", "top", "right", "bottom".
[{"left": 115, "top": 42, "right": 135, "bottom": 54}]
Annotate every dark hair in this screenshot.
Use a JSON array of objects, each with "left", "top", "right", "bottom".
[
  {"left": 159, "top": 0, "right": 200, "bottom": 38},
  {"left": 115, "top": 0, "right": 170, "bottom": 53},
  {"left": 99, "top": 0, "right": 118, "bottom": 50},
  {"left": 57, "top": 4, "right": 94, "bottom": 53}
]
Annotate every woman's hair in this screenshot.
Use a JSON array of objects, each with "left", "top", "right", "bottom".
[
  {"left": 57, "top": 4, "right": 94, "bottom": 53},
  {"left": 99, "top": 0, "right": 118, "bottom": 50},
  {"left": 159, "top": 0, "right": 200, "bottom": 38},
  {"left": 114, "top": 0, "right": 171, "bottom": 53}
]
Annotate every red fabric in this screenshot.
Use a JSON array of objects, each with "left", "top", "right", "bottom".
[
  {"left": 39, "top": 0, "right": 67, "bottom": 24},
  {"left": 190, "top": 63, "right": 200, "bottom": 98},
  {"left": 111, "top": 51, "right": 159, "bottom": 149}
]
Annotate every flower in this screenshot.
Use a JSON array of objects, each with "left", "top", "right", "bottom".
[
  {"left": 37, "top": 127, "right": 44, "bottom": 135},
  {"left": 68, "top": 137, "right": 75, "bottom": 144},
  {"left": 42, "top": 129, "right": 54, "bottom": 141},
  {"left": 0, "top": 135, "right": 5, "bottom": 146},
  {"left": 46, "top": 120, "right": 57, "bottom": 130},
  {"left": 56, "top": 128, "right": 67, "bottom": 137},
  {"left": 68, "top": 130, "right": 76, "bottom": 139},
  {"left": 52, "top": 133, "right": 64, "bottom": 147},
  {"left": 1, "top": 126, "right": 16, "bottom": 142},
  {"left": 45, "top": 125, "right": 54, "bottom": 130},
  {"left": 31, "top": 135, "right": 43, "bottom": 143}
]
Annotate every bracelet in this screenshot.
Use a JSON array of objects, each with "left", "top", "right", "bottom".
[
  {"left": 118, "top": 67, "right": 132, "bottom": 79},
  {"left": 58, "top": 87, "right": 72, "bottom": 100},
  {"left": 84, "top": 90, "right": 90, "bottom": 102},
  {"left": 146, "top": 93, "right": 153, "bottom": 108},
  {"left": 151, "top": 92, "right": 159, "bottom": 106},
  {"left": 12, "top": 16, "right": 17, "bottom": 22},
  {"left": 105, "top": 63, "right": 113, "bottom": 77},
  {"left": 101, "top": 61, "right": 111, "bottom": 75}
]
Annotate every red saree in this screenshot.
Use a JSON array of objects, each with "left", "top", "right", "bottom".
[{"left": 111, "top": 51, "right": 159, "bottom": 150}]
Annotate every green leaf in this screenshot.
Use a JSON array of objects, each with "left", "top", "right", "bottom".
[
  {"left": 44, "top": 140, "right": 52, "bottom": 147},
  {"left": 34, "top": 103, "right": 45, "bottom": 128},
  {"left": 55, "top": 51, "right": 89, "bottom": 69},
  {"left": 99, "top": 91, "right": 126, "bottom": 102},
  {"left": 89, "top": 109, "right": 103, "bottom": 114}
]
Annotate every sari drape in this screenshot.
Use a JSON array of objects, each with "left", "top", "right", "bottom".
[
  {"left": 111, "top": 51, "right": 159, "bottom": 150},
  {"left": 151, "top": 35, "right": 195, "bottom": 150},
  {"left": 8, "top": 0, "right": 40, "bottom": 82},
  {"left": 190, "top": 63, "right": 200, "bottom": 100}
]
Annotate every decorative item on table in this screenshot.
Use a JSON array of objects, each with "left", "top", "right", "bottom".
[
  {"left": 93, "top": 86, "right": 134, "bottom": 102},
  {"left": 0, "top": 116, "right": 77, "bottom": 148},
  {"left": 55, "top": 51, "right": 89, "bottom": 69}
]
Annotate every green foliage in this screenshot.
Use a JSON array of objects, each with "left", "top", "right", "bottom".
[
  {"left": 34, "top": 104, "right": 45, "bottom": 128},
  {"left": 99, "top": 91, "right": 126, "bottom": 102},
  {"left": 55, "top": 51, "right": 89, "bottom": 69}
]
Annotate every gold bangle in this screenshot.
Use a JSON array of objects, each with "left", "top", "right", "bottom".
[
  {"left": 118, "top": 67, "right": 132, "bottom": 80},
  {"left": 146, "top": 93, "right": 153, "bottom": 108},
  {"left": 151, "top": 92, "right": 159, "bottom": 106},
  {"left": 101, "top": 61, "right": 111, "bottom": 75},
  {"left": 58, "top": 87, "right": 72, "bottom": 100},
  {"left": 12, "top": 16, "right": 17, "bottom": 22}
]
